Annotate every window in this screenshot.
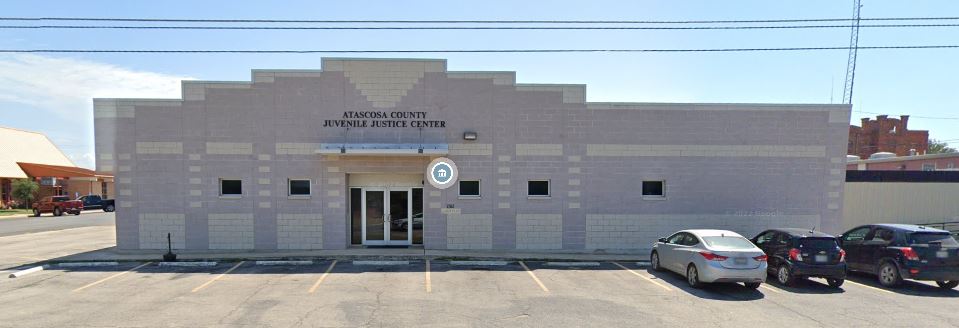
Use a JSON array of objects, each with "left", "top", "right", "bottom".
[
  {"left": 754, "top": 231, "right": 776, "bottom": 246},
  {"left": 288, "top": 179, "right": 311, "bottom": 196},
  {"left": 922, "top": 163, "right": 936, "bottom": 171},
  {"left": 220, "top": 179, "right": 242, "bottom": 196},
  {"left": 682, "top": 233, "right": 700, "bottom": 246},
  {"left": 459, "top": 180, "right": 480, "bottom": 197},
  {"left": 948, "top": 162, "right": 956, "bottom": 169},
  {"left": 642, "top": 180, "right": 665, "bottom": 198},
  {"left": 843, "top": 227, "right": 870, "bottom": 242},
  {"left": 702, "top": 236, "right": 756, "bottom": 250},
  {"left": 869, "top": 228, "right": 895, "bottom": 243},
  {"left": 666, "top": 233, "right": 684, "bottom": 244},
  {"left": 527, "top": 180, "right": 550, "bottom": 197}
]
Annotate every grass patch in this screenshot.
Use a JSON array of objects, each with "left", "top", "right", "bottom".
[{"left": 0, "top": 209, "right": 32, "bottom": 217}]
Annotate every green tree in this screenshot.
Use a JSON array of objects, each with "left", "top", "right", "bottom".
[
  {"left": 928, "top": 139, "right": 958, "bottom": 154},
  {"left": 11, "top": 179, "right": 39, "bottom": 209}
]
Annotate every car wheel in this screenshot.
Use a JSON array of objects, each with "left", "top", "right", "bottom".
[
  {"left": 651, "top": 252, "right": 662, "bottom": 271},
  {"left": 878, "top": 262, "right": 903, "bottom": 287},
  {"left": 827, "top": 278, "right": 844, "bottom": 288},
  {"left": 936, "top": 281, "right": 959, "bottom": 289},
  {"left": 687, "top": 264, "right": 703, "bottom": 289},
  {"left": 105, "top": 204, "right": 115, "bottom": 212},
  {"left": 74, "top": 211, "right": 81, "bottom": 216},
  {"left": 32, "top": 208, "right": 41, "bottom": 217},
  {"left": 53, "top": 207, "right": 62, "bottom": 217},
  {"left": 744, "top": 282, "right": 761, "bottom": 290},
  {"left": 777, "top": 264, "right": 796, "bottom": 286}
]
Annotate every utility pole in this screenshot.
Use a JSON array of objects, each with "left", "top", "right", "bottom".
[{"left": 842, "top": 0, "right": 863, "bottom": 105}]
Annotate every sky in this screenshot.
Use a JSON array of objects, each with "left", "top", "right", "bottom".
[{"left": 1, "top": 0, "right": 958, "bottom": 169}]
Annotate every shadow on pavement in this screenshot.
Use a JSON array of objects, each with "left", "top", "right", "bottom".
[{"left": 645, "top": 268, "right": 765, "bottom": 301}]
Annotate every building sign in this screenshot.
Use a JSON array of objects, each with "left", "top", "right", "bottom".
[
  {"left": 426, "top": 157, "right": 458, "bottom": 189},
  {"left": 322, "top": 111, "right": 446, "bottom": 128}
]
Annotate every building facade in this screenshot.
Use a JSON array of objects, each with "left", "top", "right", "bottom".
[
  {"left": 848, "top": 115, "right": 928, "bottom": 159},
  {"left": 0, "top": 126, "right": 114, "bottom": 208},
  {"left": 94, "top": 58, "right": 850, "bottom": 252},
  {"left": 846, "top": 152, "right": 959, "bottom": 171}
]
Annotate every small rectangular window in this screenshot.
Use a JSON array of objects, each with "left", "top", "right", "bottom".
[
  {"left": 527, "top": 180, "right": 550, "bottom": 197},
  {"left": 289, "top": 179, "right": 311, "bottom": 196},
  {"left": 459, "top": 180, "right": 480, "bottom": 197},
  {"left": 220, "top": 179, "right": 242, "bottom": 196},
  {"left": 922, "top": 163, "right": 936, "bottom": 171},
  {"left": 642, "top": 180, "right": 665, "bottom": 198}
]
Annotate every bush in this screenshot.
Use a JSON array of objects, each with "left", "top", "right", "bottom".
[{"left": 11, "top": 179, "right": 39, "bottom": 209}]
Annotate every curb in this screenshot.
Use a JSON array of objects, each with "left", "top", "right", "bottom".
[
  {"left": 353, "top": 260, "right": 409, "bottom": 266},
  {"left": 9, "top": 265, "right": 46, "bottom": 278},
  {"left": 158, "top": 261, "right": 218, "bottom": 267},
  {"left": 255, "top": 260, "right": 313, "bottom": 266},
  {"left": 546, "top": 262, "right": 601, "bottom": 267},
  {"left": 449, "top": 260, "right": 510, "bottom": 266},
  {"left": 57, "top": 262, "right": 119, "bottom": 268}
]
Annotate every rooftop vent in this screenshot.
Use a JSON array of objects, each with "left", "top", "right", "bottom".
[{"left": 869, "top": 152, "right": 897, "bottom": 160}]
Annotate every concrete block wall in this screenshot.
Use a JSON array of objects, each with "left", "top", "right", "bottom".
[
  {"left": 516, "top": 214, "right": 563, "bottom": 249},
  {"left": 94, "top": 57, "right": 850, "bottom": 251},
  {"left": 138, "top": 213, "right": 185, "bottom": 249}
]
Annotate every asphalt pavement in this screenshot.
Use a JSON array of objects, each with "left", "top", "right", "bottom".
[{"left": 0, "top": 210, "right": 114, "bottom": 237}]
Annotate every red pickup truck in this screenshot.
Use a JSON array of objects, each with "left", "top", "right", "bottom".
[{"left": 32, "top": 196, "right": 83, "bottom": 217}]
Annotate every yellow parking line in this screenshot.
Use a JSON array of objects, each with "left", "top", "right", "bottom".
[
  {"left": 308, "top": 260, "right": 337, "bottom": 294},
  {"left": 518, "top": 261, "right": 549, "bottom": 293},
  {"left": 425, "top": 259, "right": 432, "bottom": 293},
  {"left": 191, "top": 261, "right": 245, "bottom": 293},
  {"left": 844, "top": 279, "right": 895, "bottom": 294},
  {"left": 759, "top": 284, "right": 782, "bottom": 294},
  {"left": 72, "top": 262, "right": 152, "bottom": 293},
  {"left": 611, "top": 262, "right": 673, "bottom": 292}
]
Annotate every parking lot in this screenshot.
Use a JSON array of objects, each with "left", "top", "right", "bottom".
[{"left": 3, "top": 259, "right": 959, "bottom": 327}]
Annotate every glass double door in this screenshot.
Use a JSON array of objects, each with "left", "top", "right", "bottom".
[{"left": 361, "top": 187, "right": 422, "bottom": 246}]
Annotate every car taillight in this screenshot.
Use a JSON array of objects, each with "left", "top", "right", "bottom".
[
  {"left": 788, "top": 248, "right": 803, "bottom": 261},
  {"left": 839, "top": 249, "right": 846, "bottom": 262},
  {"left": 699, "top": 251, "right": 729, "bottom": 261},
  {"left": 901, "top": 247, "right": 920, "bottom": 261},
  {"left": 753, "top": 255, "right": 768, "bottom": 262}
]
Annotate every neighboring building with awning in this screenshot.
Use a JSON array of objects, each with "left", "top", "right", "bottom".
[{"left": 0, "top": 126, "right": 114, "bottom": 207}]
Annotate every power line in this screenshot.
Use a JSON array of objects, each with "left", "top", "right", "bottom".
[
  {"left": 3, "top": 45, "right": 959, "bottom": 54},
  {"left": 2, "top": 16, "right": 959, "bottom": 24},
  {"left": 3, "top": 23, "right": 959, "bottom": 30}
]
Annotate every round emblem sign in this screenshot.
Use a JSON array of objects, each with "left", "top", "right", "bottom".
[{"left": 426, "top": 157, "right": 458, "bottom": 189}]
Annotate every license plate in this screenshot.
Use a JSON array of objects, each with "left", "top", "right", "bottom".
[
  {"left": 734, "top": 257, "right": 747, "bottom": 265},
  {"left": 815, "top": 255, "right": 828, "bottom": 263},
  {"left": 937, "top": 251, "right": 949, "bottom": 258}
]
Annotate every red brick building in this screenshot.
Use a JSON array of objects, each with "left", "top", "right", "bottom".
[{"left": 848, "top": 115, "right": 928, "bottom": 159}]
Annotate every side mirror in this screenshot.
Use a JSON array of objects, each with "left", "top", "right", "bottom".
[{"left": 658, "top": 237, "right": 667, "bottom": 243}]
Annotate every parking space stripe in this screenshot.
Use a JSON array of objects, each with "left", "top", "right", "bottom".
[
  {"left": 308, "top": 260, "right": 337, "bottom": 294},
  {"left": 611, "top": 262, "right": 673, "bottom": 292},
  {"left": 518, "top": 261, "right": 549, "bottom": 293},
  {"left": 425, "top": 259, "right": 432, "bottom": 293},
  {"left": 191, "top": 261, "right": 245, "bottom": 293},
  {"left": 72, "top": 262, "right": 152, "bottom": 292},
  {"left": 844, "top": 279, "right": 895, "bottom": 294},
  {"left": 759, "top": 284, "right": 782, "bottom": 294}
]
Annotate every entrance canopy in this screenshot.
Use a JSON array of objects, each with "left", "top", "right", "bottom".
[
  {"left": 16, "top": 162, "right": 103, "bottom": 178},
  {"left": 316, "top": 143, "right": 448, "bottom": 156}
]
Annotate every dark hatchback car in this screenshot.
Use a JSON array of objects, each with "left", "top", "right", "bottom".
[
  {"left": 751, "top": 229, "right": 847, "bottom": 287},
  {"left": 839, "top": 224, "right": 959, "bottom": 289}
]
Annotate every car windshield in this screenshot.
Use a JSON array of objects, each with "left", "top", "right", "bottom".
[
  {"left": 908, "top": 233, "right": 959, "bottom": 246},
  {"left": 702, "top": 236, "right": 755, "bottom": 250},
  {"left": 800, "top": 238, "right": 838, "bottom": 249}
]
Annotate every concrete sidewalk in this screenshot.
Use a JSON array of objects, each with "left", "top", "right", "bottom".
[{"left": 46, "top": 246, "right": 652, "bottom": 264}]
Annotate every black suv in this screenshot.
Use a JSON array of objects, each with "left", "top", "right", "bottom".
[
  {"left": 839, "top": 224, "right": 959, "bottom": 289},
  {"left": 751, "top": 229, "right": 847, "bottom": 287}
]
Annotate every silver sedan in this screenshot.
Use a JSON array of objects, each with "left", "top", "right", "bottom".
[{"left": 651, "top": 229, "right": 768, "bottom": 289}]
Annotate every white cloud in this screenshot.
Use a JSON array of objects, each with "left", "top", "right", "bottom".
[
  {"left": 0, "top": 54, "right": 191, "bottom": 169},
  {"left": 0, "top": 54, "right": 191, "bottom": 117}
]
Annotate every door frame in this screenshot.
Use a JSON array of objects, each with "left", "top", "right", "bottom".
[{"left": 360, "top": 187, "right": 413, "bottom": 246}]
